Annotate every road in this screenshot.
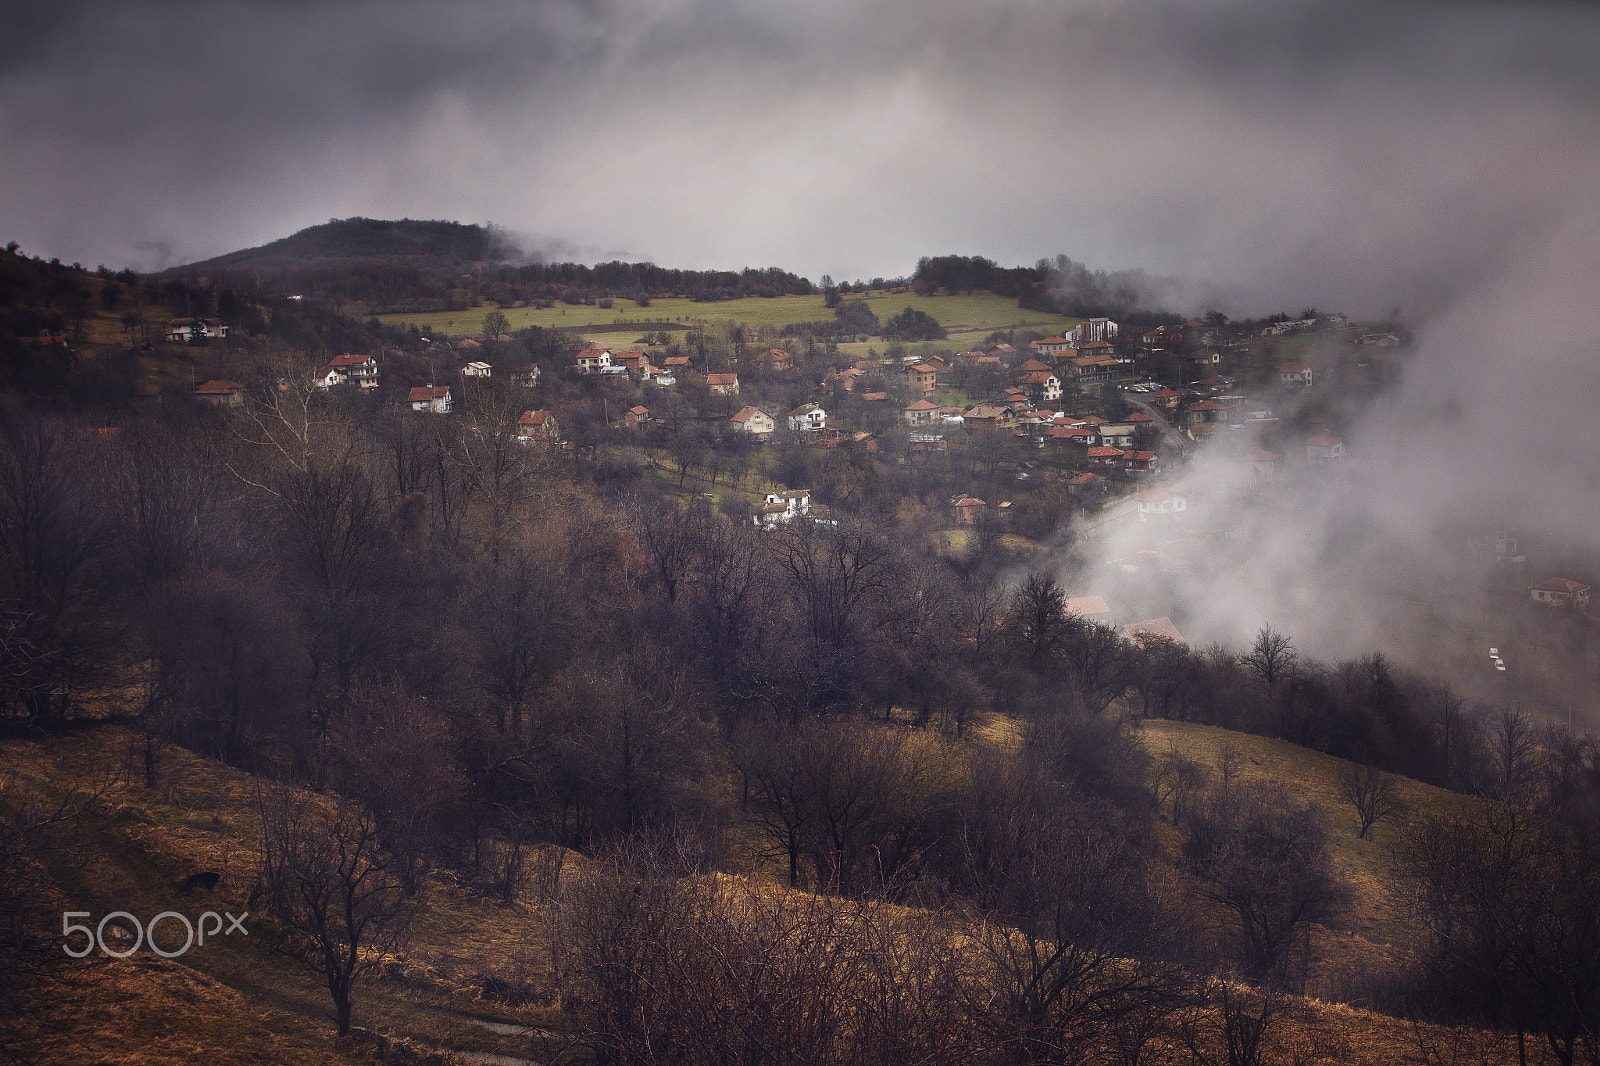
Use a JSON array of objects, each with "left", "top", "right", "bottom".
[{"left": 1120, "top": 393, "right": 1191, "bottom": 454}]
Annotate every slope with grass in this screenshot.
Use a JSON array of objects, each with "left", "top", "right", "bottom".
[
  {"left": 378, "top": 290, "right": 1082, "bottom": 340},
  {"left": 1, "top": 722, "right": 1527, "bottom": 1066}
]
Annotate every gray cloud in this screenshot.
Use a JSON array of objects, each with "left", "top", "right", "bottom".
[{"left": 2, "top": 0, "right": 1596, "bottom": 319}]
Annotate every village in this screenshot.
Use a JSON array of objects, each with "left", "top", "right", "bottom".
[{"left": 167, "top": 299, "right": 1599, "bottom": 661}]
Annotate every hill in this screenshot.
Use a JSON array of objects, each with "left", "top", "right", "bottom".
[
  {"left": 161, "top": 218, "right": 520, "bottom": 278},
  {"left": 0, "top": 722, "right": 1528, "bottom": 1066}
]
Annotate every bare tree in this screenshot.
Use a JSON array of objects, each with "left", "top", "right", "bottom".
[
  {"left": 1183, "top": 781, "right": 1349, "bottom": 987},
  {"left": 256, "top": 786, "right": 420, "bottom": 1036},
  {"left": 1338, "top": 761, "right": 1407, "bottom": 839},
  {"left": 1240, "top": 625, "right": 1297, "bottom": 688}
]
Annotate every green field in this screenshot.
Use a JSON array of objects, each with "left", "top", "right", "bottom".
[{"left": 378, "top": 291, "right": 1082, "bottom": 339}]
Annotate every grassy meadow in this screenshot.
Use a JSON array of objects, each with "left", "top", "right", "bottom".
[{"left": 377, "top": 290, "right": 1082, "bottom": 341}]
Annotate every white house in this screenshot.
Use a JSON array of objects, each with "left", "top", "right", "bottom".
[
  {"left": 1071, "top": 318, "right": 1119, "bottom": 344},
  {"left": 788, "top": 403, "right": 827, "bottom": 433},
  {"left": 509, "top": 362, "right": 541, "bottom": 387},
  {"left": 409, "top": 385, "right": 452, "bottom": 414},
  {"left": 753, "top": 490, "right": 811, "bottom": 528},
  {"left": 1531, "top": 578, "right": 1591, "bottom": 609},
  {"left": 576, "top": 347, "right": 613, "bottom": 374},
  {"left": 309, "top": 365, "right": 343, "bottom": 390},
  {"left": 904, "top": 399, "right": 941, "bottom": 427},
  {"left": 1306, "top": 435, "right": 1343, "bottom": 463},
  {"left": 730, "top": 406, "right": 775, "bottom": 436},
  {"left": 329, "top": 353, "right": 379, "bottom": 388},
  {"left": 461, "top": 361, "right": 492, "bottom": 378},
  {"left": 1279, "top": 362, "right": 1313, "bottom": 388},
  {"left": 1134, "top": 488, "right": 1186, "bottom": 520}
]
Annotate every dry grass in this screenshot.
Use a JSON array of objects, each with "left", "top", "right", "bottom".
[
  {"left": 0, "top": 728, "right": 574, "bottom": 1064},
  {"left": 2, "top": 724, "right": 1532, "bottom": 1065},
  {"left": 1136, "top": 720, "right": 1485, "bottom": 996}
]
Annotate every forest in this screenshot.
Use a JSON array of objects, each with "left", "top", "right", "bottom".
[{"left": 1, "top": 246, "right": 1598, "bottom": 1066}]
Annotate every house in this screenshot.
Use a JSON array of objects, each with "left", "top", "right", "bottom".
[
  {"left": 1064, "top": 595, "right": 1112, "bottom": 620},
  {"left": 1357, "top": 333, "right": 1402, "bottom": 348},
  {"left": 613, "top": 351, "right": 662, "bottom": 382},
  {"left": 729, "top": 406, "right": 775, "bottom": 436},
  {"left": 903, "top": 363, "right": 938, "bottom": 395},
  {"left": 1247, "top": 448, "right": 1281, "bottom": 475},
  {"left": 761, "top": 348, "right": 794, "bottom": 371},
  {"left": 1067, "top": 471, "right": 1107, "bottom": 496},
  {"left": 1021, "top": 371, "right": 1062, "bottom": 404},
  {"left": 309, "top": 365, "right": 343, "bottom": 390},
  {"left": 1531, "top": 578, "right": 1591, "bottom": 609},
  {"left": 1142, "top": 326, "right": 1183, "bottom": 350},
  {"left": 509, "top": 362, "right": 541, "bottom": 387},
  {"left": 193, "top": 379, "right": 243, "bottom": 407},
  {"left": 516, "top": 409, "right": 560, "bottom": 442},
  {"left": 1016, "top": 358, "right": 1053, "bottom": 376},
  {"left": 707, "top": 372, "right": 740, "bottom": 396},
  {"left": 1087, "top": 446, "right": 1125, "bottom": 466},
  {"left": 1069, "top": 355, "right": 1115, "bottom": 383},
  {"left": 461, "top": 361, "right": 492, "bottom": 378},
  {"left": 1184, "top": 399, "right": 1228, "bottom": 428},
  {"left": 409, "top": 385, "right": 452, "bottom": 414},
  {"left": 330, "top": 353, "right": 379, "bottom": 388},
  {"left": 949, "top": 495, "right": 987, "bottom": 525},
  {"left": 828, "top": 368, "right": 865, "bottom": 392},
  {"left": 754, "top": 489, "right": 811, "bottom": 528},
  {"left": 1048, "top": 425, "right": 1098, "bottom": 448},
  {"left": 788, "top": 403, "right": 827, "bottom": 433},
  {"left": 624, "top": 405, "right": 650, "bottom": 430},
  {"left": 903, "top": 399, "right": 941, "bottom": 427},
  {"left": 1098, "top": 421, "right": 1136, "bottom": 449},
  {"left": 1134, "top": 488, "right": 1186, "bottom": 520},
  {"left": 166, "top": 318, "right": 230, "bottom": 342},
  {"left": 576, "top": 347, "right": 613, "bottom": 374},
  {"left": 963, "top": 404, "right": 1016, "bottom": 431},
  {"left": 662, "top": 355, "right": 692, "bottom": 372},
  {"left": 1030, "top": 336, "right": 1073, "bottom": 358},
  {"left": 1305, "top": 435, "right": 1344, "bottom": 463},
  {"left": 1279, "top": 362, "right": 1313, "bottom": 388},
  {"left": 1125, "top": 450, "right": 1158, "bottom": 474},
  {"left": 1072, "top": 318, "right": 1119, "bottom": 344},
  {"left": 1123, "top": 617, "right": 1187, "bottom": 647}
]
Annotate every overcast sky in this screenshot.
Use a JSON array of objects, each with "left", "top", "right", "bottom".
[{"left": 5, "top": 0, "right": 1600, "bottom": 315}]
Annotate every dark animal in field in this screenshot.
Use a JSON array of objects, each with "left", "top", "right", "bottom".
[{"left": 180, "top": 870, "right": 221, "bottom": 893}]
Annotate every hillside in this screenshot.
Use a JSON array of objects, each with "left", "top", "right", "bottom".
[
  {"left": 0, "top": 723, "right": 1528, "bottom": 1066},
  {"left": 161, "top": 218, "right": 520, "bottom": 278}
]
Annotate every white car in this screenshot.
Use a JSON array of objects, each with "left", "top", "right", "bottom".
[{"left": 1489, "top": 647, "right": 1499, "bottom": 656}]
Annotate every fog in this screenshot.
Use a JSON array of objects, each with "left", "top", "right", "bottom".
[
  {"left": 5, "top": 0, "right": 1598, "bottom": 715},
  {"left": 3, "top": 0, "right": 1598, "bottom": 318},
  {"left": 1066, "top": 209, "right": 1600, "bottom": 721}
]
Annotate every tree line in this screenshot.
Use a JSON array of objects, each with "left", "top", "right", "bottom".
[{"left": 1, "top": 379, "right": 1598, "bottom": 1058}]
